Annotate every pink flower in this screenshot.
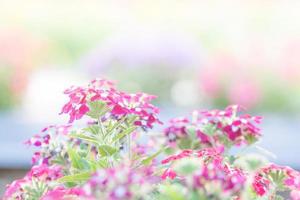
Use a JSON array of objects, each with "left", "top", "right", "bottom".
[
  {"left": 291, "top": 190, "right": 300, "bottom": 200},
  {"left": 161, "top": 168, "right": 177, "bottom": 180},
  {"left": 26, "top": 125, "right": 73, "bottom": 165},
  {"left": 83, "top": 164, "right": 157, "bottom": 200},
  {"left": 26, "top": 164, "right": 62, "bottom": 180},
  {"left": 41, "top": 187, "right": 88, "bottom": 200},
  {"left": 3, "top": 179, "right": 27, "bottom": 199},
  {"left": 252, "top": 174, "right": 270, "bottom": 196},
  {"left": 164, "top": 105, "right": 262, "bottom": 149},
  {"left": 161, "top": 149, "right": 193, "bottom": 164},
  {"left": 228, "top": 80, "right": 261, "bottom": 109},
  {"left": 60, "top": 78, "right": 161, "bottom": 129},
  {"left": 3, "top": 164, "right": 63, "bottom": 199},
  {"left": 252, "top": 164, "right": 300, "bottom": 197}
]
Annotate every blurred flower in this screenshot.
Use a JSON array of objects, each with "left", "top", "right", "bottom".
[
  {"left": 83, "top": 164, "right": 157, "bottom": 200},
  {"left": 3, "top": 164, "right": 62, "bottom": 200},
  {"left": 26, "top": 125, "right": 73, "bottom": 165},
  {"left": 228, "top": 79, "right": 261, "bottom": 109},
  {"left": 80, "top": 30, "right": 202, "bottom": 73},
  {"left": 41, "top": 187, "right": 88, "bottom": 200}
]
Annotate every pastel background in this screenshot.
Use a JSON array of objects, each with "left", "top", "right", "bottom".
[{"left": 1, "top": 0, "right": 300, "bottom": 194}]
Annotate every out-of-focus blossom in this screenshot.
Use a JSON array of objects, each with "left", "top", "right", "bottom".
[
  {"left": 41, "top": 187, "right": 89, "bottom": 200},
  {"left": 199, "top": 53, "right": 263, "bottom": 109},
  {"left": 161, "top": 147, "right": 246, "bottom": 197},
  {"left": 228, "top": 79, "right": 261, "bottom": 109},
  {"left": 291, "top": 190, "right": 300, "bottom": 200},
  {"left": 252, "top": 164, "right": 300, "bottom": 198},
  {"left": 80, "top": 30, "right": 202, "bottom": 74},
  {"left": 3, "top": 164, "right": 62, "bottom": 200},
  {"left": 83, "top": 164, "right": 157, "bottom": 200},
  {"left": 25, "top": 125, "right": 72, "bottom": 165},
  {"left": 164, "top": 105, "right": 262, "bottom": 149}
]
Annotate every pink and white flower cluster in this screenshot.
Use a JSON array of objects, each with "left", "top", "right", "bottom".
[
  {"left": 26, "top": 125, "right": 72, "bottom": 165},
  {"left": 3, "top": 165, "right": 63, "bottom": 200},
  {"left": 4, "top": 78, "right": 300, "bottom": 200},
  {"left": 83, "top": 165, "right": 157, "bottom": 200},
  {"left": 60, "top": 78, "right": 161, "bottom": 128},
  {"left": 161, "top": 147, "right": 246, "bottom": 197},
  {"left": 164, "top": 105, "right": 262, "bottom": 149}
]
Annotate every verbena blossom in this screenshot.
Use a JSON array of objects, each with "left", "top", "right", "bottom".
[
  {"left": 5, "top": 77, "right": 300, "bottom": 200},
  {"left": 25, "top": 125, "right": 73, "bottom": 165},
  {"left": 161, "top": 147, "right": 246, "bottom": 198},
  {"left": 83, "top": 164, "right": 157, "bottom": 200},
  {"left": 40, "top": 187, "right": 89, "bottom": 200},
  {"left": 3, "top": 165, "right": 62, "bottom": 200},
  {"left": 252, "top": 164, "right": 300, "bottom": 198},
  {"left": 164, "top": 105, "right": 262, "bottom": 149},
  {"left": 60, "top": 78, "right": 161, "bottom": 129}
]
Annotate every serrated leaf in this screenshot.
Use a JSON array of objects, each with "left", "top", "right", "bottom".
[{"left": 86, "top": 101, "right": 109, "bottom": 119}]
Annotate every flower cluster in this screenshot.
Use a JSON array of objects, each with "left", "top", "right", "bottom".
[
  {"left": 161, "top": 148, "right": 246, "bottom": 198},
  {"left": 26, "top": 125, "right": 73, "bottom": 165},
  {"left": 60, "top": 78, "right": 161, "bottom": 129},
  {"left": 40, "top": 187, "right": 88, "bottom": 200},
  {"left": 252, "top": 164, "right": 300, "bottom": 199},
  {"left": 164, "top": 105, "right": 262, "bottom": 149},
  {"left": 3, "top": 165, "right": 62, "bottom": 200},
  {"left": 4, "top": 78, "right": 300, "bottom": 200},
  {"left": 83, "top": 165, "right": 157, "bottom": 200}
]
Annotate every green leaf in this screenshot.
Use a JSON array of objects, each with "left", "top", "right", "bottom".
[
  {"left": 202, "top": 123, "right": 217, "bottom": 136},
  {"left": 83, "top": 125, "right": 100, "bottom": 135},
  {"left": 57, "top": 172, "right": 91, "bottom": 183},
  {"left": 67, "top": 147, "right": 86, "bottom": 170},
  {"left": 70, "top": 133, "right": 99, "bottom": 145},
  {"left": 158, "top": 184, "right": 186, "bottom": 200},
  {"left": 107, "top": 117, "right": 127, "bottom": 135},
  {"left": 112, "top": 126, "right": 136, "bottom": 143},
  {"left": 98, "top": 145, "right": 117, "bottom": 156},
  {"left": 141, "top": 147, "right": 165, "bottom": 165},
  {"left": 86, "top": 101, "right": 109, "bottom": 119}
]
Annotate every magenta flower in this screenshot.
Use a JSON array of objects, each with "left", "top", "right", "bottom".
[
  {"left": 160, "top": 147, "right": 246, "bottom": 196},
  {"left": 83, "top": 164, "right": 157, "bottom": 200},
  {"left": 252, "top": 164, "right": 300, "bottom": 197},
  {"left": 291, "top": 190, "right": 300, "bottom": 200},
  {"left": 26, "top": 125, "right": 73, "bottom": 165},
  {"left": 164, "top": 105, "right": 262, "bottom": 149},
  {"left": 60, "top": 78, "right": 161, "bottom": 129},
  {"left": 3, "top": 164, "right": 63, "bottom": 199},
  {"left": 41, "top": 187, "right": 89, "bottom": 200}
]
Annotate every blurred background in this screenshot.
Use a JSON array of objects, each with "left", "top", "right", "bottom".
[{"left": 1, "top": 0, "right": 300, "bottom": 194}]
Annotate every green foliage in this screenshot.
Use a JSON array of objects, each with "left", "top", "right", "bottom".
[
  {"left": 23, "top": 180, "right": 48, "bottom": 200},
  {"left": 58, "top": 172, "right": 91, "bottom": 184},
  {"left": 86, "top": 101, "right": 109, "bottom": 119}
]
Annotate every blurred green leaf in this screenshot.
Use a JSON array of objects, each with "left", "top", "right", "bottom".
[
  {"left": 112, "top": 126, "right": 136, "bottom": 143},
  {"left": 57, "top": 172, "right": 91, "bottom": 183},
  {"left": 98, "top": 145, "right": 117, "bottom": 157},
  {"left": 67, "top": 147, "right": 86, "bottom": 170},
  {"left": 70, "top": 133, "right": 99, "bottom": 145},
  {"left": 142, "top": 147, "right": 165, "bottom": 165}
]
